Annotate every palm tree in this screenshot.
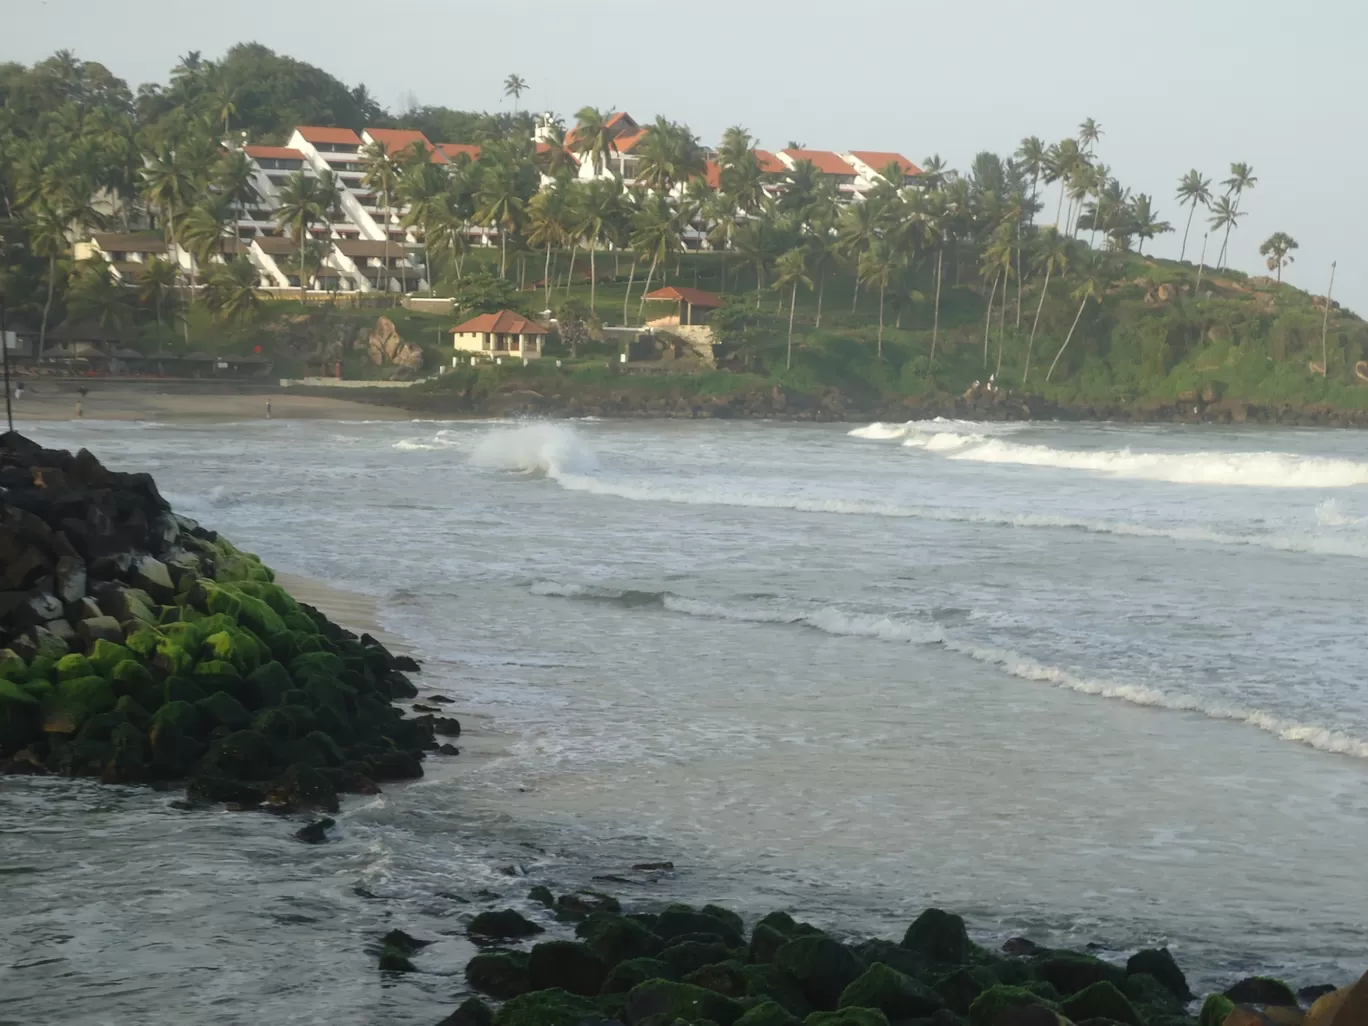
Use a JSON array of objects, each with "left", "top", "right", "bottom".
[
  {"left": 1209, "top": 195, "right": 1245, "bottom": 268},
  {"left": 837, "top": 200, "right": 879, "bottom": 312},
  {"left": 215, "top": 148, "right": 259, "bottom": 224},
  {"left": 27, "top": 202, "right": 69, "bottom": 358},
  {"left": 400, "top": 162, "right": 450, "bottom": 289},
  {"left": 66, "top": 261, "right": 134, "bottom": 334},
  {"left": 360, "top": 140, "right": 399, "bottom": 293},
  {"left": 139, "top": 256, "right": 179, "bottom": 351},
  {"left": 274, "top": 170, "right": 328, "bottom": 303},
  {"left": 1218, "top": 163, "right": 1257, "bottom": 265},
  {"left": 140, "top": 142, "right": 195, "bottom": 257},
  {"left": 982, "top": 230, "right": 1013, "bottom": 370},
  {"left": 1128, "top": 195, "right": 1172, "bottom": 255},
  {"left": 917, "top": 155, "right": 949, "bottom": 191},
  {"left": 503, "top": 74, "right": 528, "bottom": 113},
  {"left": 201, "top": 258, "right": 262, "bottom": 325},
  {"left": 1078, "top": 118, "right": 1103, "bottom": 154},
  {"left": 1047, "top": 254, "right": 1110, "bottom": 382},
  {"left": 1259, "top": 232, "right": 1299, "bottom": 283},
  {"left": 574, "top": 177, "right": 618, "bottom": 315},
  {"left": 630, "top": 193, "right": 679, "bottom": 318},
  {"left": 210, "top": 87, "right": 239, "bottom": 136},
  {"left": 773, "top": 247, "right": 813, "bottom": 370},
  {"left": 179, "top": 193, "right": 236, "bottom": 289},
  {"left": 474, "top": 157, "right": 527, "bottom": 279},
  {"left": 1045, "top": 139, "right": 1083, "bottom": 228},
  {"left": 1015, "top": 137, "right": 1047, "bottom": 215},
  {"left": 1026, "top": 228, "right": 1069, "bottom": 383},
  {"left": 803, "top": 202, "right": 840, "bottom": 330},
  {"left": 858, "top": 240, "right": 896, "bottom": 360},
  {"left": 571, "top": 107, "right": 613, "bottom": 175},
  {"left": 733, "top": 210, "right": 783, "bottom": 309},
  {"left": 1175, "top": 170, "right": 1212, "bottom": 262},
  {"left": 526, "top": 186, "right": 572, "bottom": 308}
]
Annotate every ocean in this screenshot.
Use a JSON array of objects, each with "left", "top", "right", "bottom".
[{"left": 3, "top": 416, "right": 1367, "bottom": 1025}]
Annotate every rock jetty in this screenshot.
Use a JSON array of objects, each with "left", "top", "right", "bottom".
[
  {"left": 424, "top": 898, "right": 1362, "bottom": 1026},
  {"left": 0, "top": 431, "right": 439, "bottom": 809}
]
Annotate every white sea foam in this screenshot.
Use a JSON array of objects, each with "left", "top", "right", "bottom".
[
  {"left": 850, "top": 418, "right": 1028, "bottom": 441},
  {"left": 940, "top": 438, "right": 1368, "bottom": 488},
  {"left": 471, "top": 423, "right": 598, "bottom": 476},
  {"left": 393, "top": 429, "right": 469, "bottom": 452},
  {"left": 1316, "top": 498, "right": 1368, "bottom": 527},
  {"left": 535, "top": 580, "right": 1368, "bottom": 761}
]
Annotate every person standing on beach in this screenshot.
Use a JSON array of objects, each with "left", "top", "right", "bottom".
[
  {"left": 76, "top": 385, "right": 87, "bottom": 419},
  {"left": 266, "top": 398, "right": 272, "bottom": 418}
]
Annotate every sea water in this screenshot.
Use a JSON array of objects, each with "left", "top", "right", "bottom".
[{"left": 4, "top": 416, "right": 1368, "bottom": 1025}]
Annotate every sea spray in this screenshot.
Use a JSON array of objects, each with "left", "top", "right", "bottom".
[{"left": 471, "top": 423, "right": 598, "bottom": 478}]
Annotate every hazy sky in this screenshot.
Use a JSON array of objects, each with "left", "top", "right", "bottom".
[{"left": 8, "top": 0, "right": 1367, "bottom": 309}]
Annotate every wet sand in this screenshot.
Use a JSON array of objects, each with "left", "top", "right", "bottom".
[{"left": 1, "top": 381, "right": 408, "bottom": 423}]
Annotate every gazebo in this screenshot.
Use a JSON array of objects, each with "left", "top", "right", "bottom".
[{"left": 641, "top": 286, "right": 722, "bottom": 326}]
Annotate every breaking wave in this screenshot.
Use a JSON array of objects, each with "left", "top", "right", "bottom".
[
  {"left": 532, "top": 581, "right": 1368, "bottom": 760},
  {"left": 471, "top": 424, "right": 598, "bottom": 476}
]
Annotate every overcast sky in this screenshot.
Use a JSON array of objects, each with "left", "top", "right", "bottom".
[{"left": 8, "top": 0, "right": 1366, "bottom": 309}]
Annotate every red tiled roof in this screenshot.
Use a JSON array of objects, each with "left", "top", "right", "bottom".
[
  {"left": 754, "top": 149, "right": 787, "bottom": 174},
  {"left": 439, "top": 143, "right": 482, "bottom": 162},
  {"left": 643, "top": 286, "right": 722, "bottom": 308},
  {"left": 296, "top": 126, "right": 362, "bottom": 146},
  {"left": 849, "top": 151, "right": 923, "bottom": 177},
  {"left": 365, "top": 128, "right": 448, "bottom": 163},
  {"left": 612, "top": 129, "right": 647, "bottom": 153},
  {"left": 451, "top": 310, "right": 550, "bottom": 335},
  {"left": 245, "top": 145, "right": 305, "bottom": 161},
  {"left": 782, "top": 149, "right": 858, "bottom": 176},
  {"left": 567, "top": 111, "right": 638, "bottom": 150},
  {"left": 703, "top": 160, "right": 722, "bottom": 189}
]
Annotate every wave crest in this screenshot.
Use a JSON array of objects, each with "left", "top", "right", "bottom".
[{"left": 472, "top": 424, "right": 598, "bottom": 477}]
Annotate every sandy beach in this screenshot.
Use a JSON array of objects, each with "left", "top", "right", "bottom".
[{"left": 1, "top": 380, "right": 410, "bottom": 422}]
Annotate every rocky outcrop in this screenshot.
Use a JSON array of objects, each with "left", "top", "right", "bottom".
[
  {"left": 368, "top": 316, "right": 425, "bottom": 371},
  {"left": 0, "top": 432, "right": 432, "bottom": 808},
  {"left": 419, "top": 895, "right": 1363, "bottom": 1026}
]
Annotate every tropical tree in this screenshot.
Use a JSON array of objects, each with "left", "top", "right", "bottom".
[
  {"left": 1044, "top": 138, "right": 1084, "bottom": 228},
  {"left": 573, "top": 177, "right": 619, "bottom": 314},
  {"left": 733, "top": 210, "right": 783, "bottom": 308},
  {"left": 1175, "top": 170, "right": 1212, "bottom": 262},
  {"left": 66, "top": 261, "right": 134, "bottom": 333},
  {"left": 1015, "top": 137, "right": 1047, "bottom": 213},
  {"left": 1217, "top": 162, "right": 1257, "bottom": 265},
  {"left": 400, "top": 161, "right": 450, "bottom": 287},
  {"left": 360, "top": 140, "right": 399, "bottom": 292},
  {"left": 138, "top": 256, "right": 179, "bottom": 350},
  {"left": 1209, "top": 195, "right": 1245, "bottom": 267},
  {"left": 570, "top": 107, "right": 614, "bottom": 175},
  {"left": 917, "top": 154, "right": 949, "bottom": 191},
  {"left": 635, "top": 117, "right": 705, "bottom": 195},
  {"left": 1128, "top": 194, "right": 1172, "bottom": 255},
  {"left": 1078, "top": 118, "right": 1103, "bottom": 154},
  {"left": 982, "top": 228, "right": 1013, "bottom": 370},
  {"left": 179, "top": 192, "right": 236, "bottom": 287},
  {"left": 201, "top": 257, "right": 262, "bottom": 324},
  {"left": 858, "top": 239, "right": 896, "bottom": 359},
  {"left": 526, "top": 186, "right": 572, "bottom": 308},
  {"left": 274, "top": 170, "right": 329, "bottom": 303},
  {"left": 773, "top": 246, "right": 813, "bottom": 369},
  {"left": 837, "top": 200, "right": 879, "bottom": 312},
  {"left": 27, "top": 202, "right": 69, "bottom": 357},
  {"left": 1047, "top": 254, "right": 1111, "bottom": 382},
  {"left": 140, "top": 142, "right": 196, "bottom": 252},
  {"left": 1259, "top": 232, "right": 1299, "bottom": 282},
  {"left": 630, "top": 193, "right": 679, "bottom": 318},
  {"left": 474, "top": 156, "right": 528, "bottom": 279},
  {"left": 503, "top": 74, "right": 528, "bottom": 113},
  {"left": 1026, "top": 228, "right": 1069, "bottom": 382}
]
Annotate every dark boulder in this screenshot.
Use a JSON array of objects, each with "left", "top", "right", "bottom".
[
  {"left": 468, "top": 908, "right": 545, "bottom": 941},
  {"left": 527, "top": 940, "right": 608, "bottom": 996},
  {"left": 1126, "top": 948, "right": 1193, "bottom": 1002},
  {"left": 1223, "top": 978, "right": 1298, "bottom": 1008},
  {"left": 1061, "top": 982, "right": 1141, "bottom": 1026},
  {"left": 437, "top": 998, "right": 495, "bottom": 1026},
  {"left": 492, "top": 988, "right": 600, "bottom": 1026},
  {"left": 577, "top": 911, "right": 663, "bottom": 964},
  {"left": 466, "top": 951, "right": 531, "bottom": 999},
  {"left": 603, "top": 957, "right": 675, "bottom": 994},
  {"left": 1032, "top": 952, "right": 1125, "bottom": 996},
  {"left": 655, "top": 903, "right": 746, "bottom": 947},
  {"left": 294, "top": 817, "right": 335, "bottom": 844},
  {"left": 624, "top": 979, "right": 745, "bottom": 1026},
  {"left": 903, "top": 908, "right": 974, "bottom": 965},
  {"left": 774, "top": 935, "right": 865, "bottom": 1011},
  {"left": 967, "top": 985, "right": 1060, "bottom": 1026},
  {"left": 839, "top": 962, "right": 945, "bottom": 1018}
]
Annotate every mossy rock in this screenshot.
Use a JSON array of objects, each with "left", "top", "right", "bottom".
[
  {"left": 577, "top": 910, "right": 663, "bottom": 964},
  {"left": 625, "top": 979, "right": 745, "bottom": 1026},
  {"left": 853, "top": 939, "right": 929, "bottom": 981},
  {"left": 149, "top": 700, "right": 208, "bottom": 774},
  {"left": 0, "top": 678, "right": 41, "bottom": 752},
  {"left": 1198, "top": 995, "right": 1234, "bottom": 1026},
  {"left": 379, "top": 943, "right": 416, "bottom": 972},
  {"left": 775, "top": 935, "right": 865, "bottom": 1011},
  {"left": 105, "top": 721, "right": 148, "bottom": 781},
  {"left": 743, "top": 963, "right": 814, "bottom": 1018},
  {"left": 493, "top": 988, "right": 601, "bottom": 1026},
  {"left": 77, "top": 708, "right": 130, "bottom": 743},
  {"left": 88, "top": 639, "right": 135, "bottom": 676},
  {"left": 1061, "top": 982, "right": 1141, "bottom": 1026},
  {"left": 752, "top": 923, "right": 791, "bottom": 964},
  {"left": 41, "top": 675, "right": 116, "bottom": 734},
  {"left": 201, "top": 728, "right": 272, "bottom": 779},
  {"left": 527, "top": 940, "right": 609, "bottom": 996},
  {"left": 55, "top": 653, "right": 96, "bottom": 681},
  {"left": 935, "top": 967, "right": 1002, "bottom": 1015},
  {"left": 604, "top": 957, "right": 676, "bottom": 994},
  {"left": 903, "top": 909, "right": 975, "bottom": 965},
  {"left": 439, "top": 998, "right": 494, "bottom": 1026},
  {"left": 656, "top": 904, "right": 746, "bottom": 947},
  {"left": 235, "top": 580, "right": 298, "bottom": 615},
  {"left": 203, "top": 630, "right": 264, "bottom": 675},
  {"left": 1125, "top": 972, "right": 1189, "bottom": 1017},
  {"left": 21, "top": 655, "right": 56, "bottom": 684},
  {"left": 805, "top": 1010, "right": 890, "bottom": 1026},
  {"left": 253, "top": 704, "right": 315, "bottom": 740},
  {"left": 465, "top": 951, "right": 531, "bottom": 999},
  {"left": 275, "top": 763, "right": 338, "bottom": 812},
  {"left": 661, "top": 939, "right": 739, "bottom": 977},
  {"left": 0, "top": 651, "right": 24, "bottom": 679},
  {"left": 154, "top": 635, "right": 195, "bottom": 676},
  {"left": 468, "top": 908, "right": 545, "bottom": 941},
  {"left": 125, "top": 626, "right": 163, "bottom": 658},
  {"left": 163, "top": 676, "right": 209, "bottom": 706},
  {"left": 968, "top": 986, "right": 1059, "bottom": 1026},
  {"left": 246, "top": 661, "right": 293, "bottom": 707},
  {"left": 684, "top": 960, "right": 749, "bottom": 998},
  {"left": 194, "top": 658, "right": 241, "bottom": 680},
  {"left": 840, "top": 963, "right": 945, "bottom": 1019},
  {"left": 113, "top": 694, "right": 152, "bottom": 731},
  {"left": 197, "top": 690, "right": 252, "bottom": 730},
  {"left": 1032, "top": 953, "right": 1125, "bottom": 997},
  {"left": 738, "top": 1001, "right": 803, "bottom": 1026},
  {"left": 1126, "top": 949, "right": 1193, "bottom": 1003},
  {"left": 1223, "top": 978, "right": 1298, "bottom": 1008}
]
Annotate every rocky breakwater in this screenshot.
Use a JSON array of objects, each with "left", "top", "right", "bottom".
[
  {"left": 0, "top": 430, "right": 448, "bottom": 811},
  {"left": 423, "top": 897, "right": 1364, "bottom": 1026}
]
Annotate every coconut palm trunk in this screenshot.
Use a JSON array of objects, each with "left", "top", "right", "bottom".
[
  {"left": 1015, "top": 227, "right": 1024, "bottom": 328},
  {"left": 566, "top": 246, "right": 576, "bottom": 297},
  {"left": 1026, "top": 263, "right": 1052, "bottom": 382},
  {"left": 623, "top": 254, "right": 638, "bottom": 325},
  {"left": 543, "top": 243, "right": 553, "bottom": 308},
  {"left": 996, "top": 277, "right": 1008, "bottom": 377},
  {"left": 928, "top": 249, "right": 943, "bottom": 374},
  {"left": 637, "top": 252, "right": 660, "bottom": 317},
  {"left": 499, "top": 229, "right": 508, "bottom": 279},
  {"left": 815, "top": 268, "right": 825, "bottom": 329},
  {"left": 39, "top": 255, "right": 56, "bottom": 359},
  {"left": 983, "top": 271, "right": 1000, "bottom": 368},
  {"left": 786, "top": 279, "right": 798, "bottom": 370},
  {"left": 877, "top": 283, "right": 885, "bottom": 360},
  {"left": 589, "top": 243, "right": 597, "bottom": 317},
  {"left": 1320, "top": 261, "right": 1337, "bottom": 378},
  {"left": 1047, "top": 294, "right": 1089, "bottom": 382},
  {"left": 1180, "top": 200, "right": 1196, "bottom": 262}
]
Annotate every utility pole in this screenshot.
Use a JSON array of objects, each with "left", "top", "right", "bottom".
[
  {"left": 1320, "top": 261, "right": 1337, "bottom": 379},
  {"left": 2, "top": 296, "right": 13, "bottom": 433}
]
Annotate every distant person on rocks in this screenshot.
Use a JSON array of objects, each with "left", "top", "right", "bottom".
[
  {"left": 266, "top": 398, "right": 273, "bottom": 418},
  {"left": 13, "top": 383, "right": 23, "bottom": 400}
]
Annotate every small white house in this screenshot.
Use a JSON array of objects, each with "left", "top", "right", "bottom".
[{"left": 451, "top": 310, "right": 550, "bottom": 362}]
